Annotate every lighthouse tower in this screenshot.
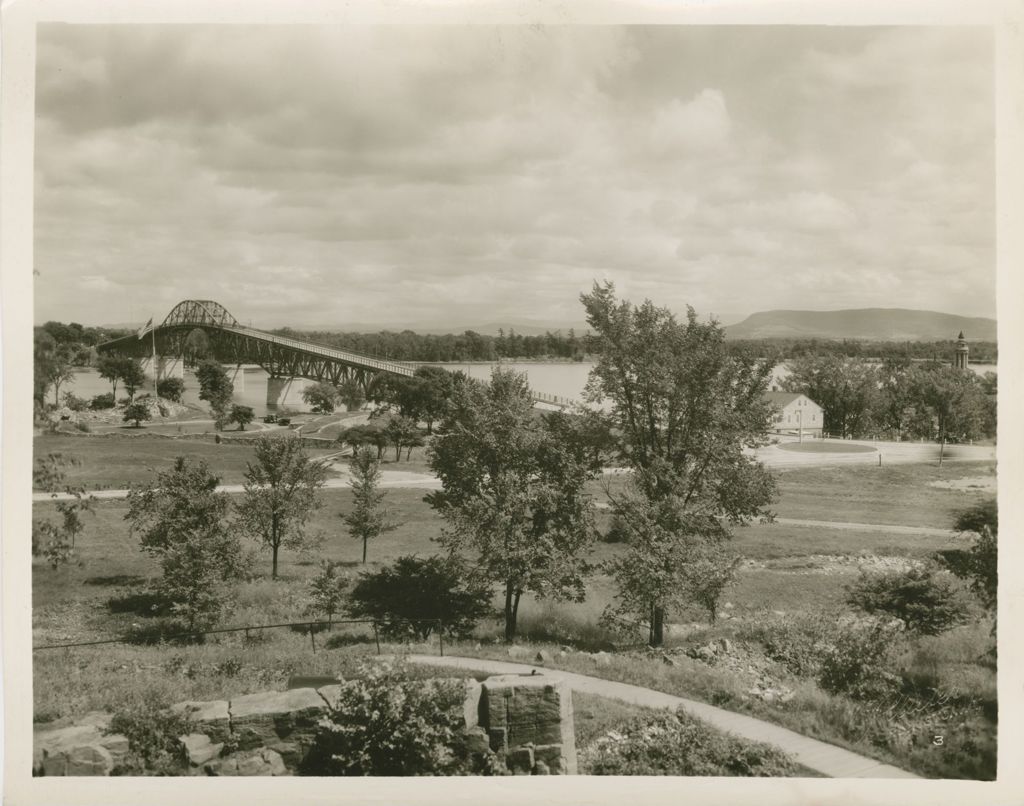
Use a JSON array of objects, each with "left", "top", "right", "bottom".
[{"left": 953, "top": 331, "right": 969, "bottom": 370}]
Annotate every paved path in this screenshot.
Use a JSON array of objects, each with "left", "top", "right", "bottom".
[
  {"left": 408, "top": 654, "right": 919, "bottom": 779},
  {"left": 773, "top": 517, "right": 952, "bottom": 537}
]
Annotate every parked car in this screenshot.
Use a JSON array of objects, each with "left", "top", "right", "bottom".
[{"left": 263, "top": 414, "right": 278, "bottom": 424}]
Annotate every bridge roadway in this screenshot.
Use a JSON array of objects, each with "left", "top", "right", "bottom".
[{"left": 96, "top": 299, "right": 576, "bottom": 409}]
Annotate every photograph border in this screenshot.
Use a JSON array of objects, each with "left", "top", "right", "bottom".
[{"left": 4, "top": 0, "right": 1024, "bottom": 803}]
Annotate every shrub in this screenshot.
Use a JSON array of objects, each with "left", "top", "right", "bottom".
[
  {"left": 62, "top": 392, "right": 88, "bottom": 411},
  {"left": 817, "top": 617, "right": 905, "bottom": 700},
  {"left": 157, "top": 377, "right": 185, "bottom": 402},
  {"left": 106, "top": 693, "right": 193, "bottom": 775},
  {"left": 90, "top": 393, "right": 116, "bottom": 410},
  {"left": 601, "top": 514, "right": 630, "bottom": 544},
  {"left": 300, "top": 659, "right": 506, "bottom": 776},
  {"left": 744, "top": 612, "right": 835, "bottom": 678},
  {"left": 846, "top": 565, "right": 971, "bottom": 635},
  {"left": 582, "top": 709, "right": 798, "bottom": 776},
  {"left": 346, "top": 555, "right": 492, "bottom": 640},
  {"left": 123, "top": 402, "right": 152, "bottom": 427}
]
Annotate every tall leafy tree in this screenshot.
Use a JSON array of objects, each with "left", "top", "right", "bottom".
[
  {"left": 907, "top": 363, "right": 989, "bottom": 464},
  {"left": 33, "top": 453, "right": 95, "bottom": 568},
  {"left": 35, "top": 331, "right": 76, "bottom": 407},
  {"left": 118, "top": 359, "right": 147, "bottom": 403},
  {"left": 780, "top": 355, "right": 879, "bottom": 438},
  {"left": 581, "top": 282, "right": 776, "bottom": 646},
  {"left": 97, "top": 354, "right": 130, "bottom": 399},
  {"left": 125, "top": 456, "right": 248, "bottom": 631},
  {"left": 195, "top": 359, "right": 234, "bottom": 429},
  {"left": 237, "top": 435, "right": 329, "bottom": 579},
  {"left": 343, "top": 446, "right": 396, "bottom": 564},
  {"left": 426, "top": 368, "right": 601, "bottom": 642},
  {"left": 302, "top": 381, "right": 339, "bottom": 414}
]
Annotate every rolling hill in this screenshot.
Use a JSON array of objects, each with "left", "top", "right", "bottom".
[{"left": 725, "top": 308, "right": 996, "bottom": 341}]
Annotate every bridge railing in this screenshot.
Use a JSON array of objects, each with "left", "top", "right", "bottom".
[{"left": 221, "top": 325, "right": 417, "bottom": 376}]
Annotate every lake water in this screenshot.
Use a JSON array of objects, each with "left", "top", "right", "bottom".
[{"left": 66, "top": 359, "right": 998, "bottom": 417}]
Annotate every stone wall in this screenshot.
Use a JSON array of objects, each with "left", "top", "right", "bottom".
[{"left": 33, "top": 672, "right": 576, "bottom": 776}]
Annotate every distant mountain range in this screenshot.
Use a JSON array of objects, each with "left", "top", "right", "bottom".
[
  {"left": 99, "top": 308, "right": 997, "bottom": 342},
  {"left": 724, "top": 309, "right": 997, "bottom": 342}
]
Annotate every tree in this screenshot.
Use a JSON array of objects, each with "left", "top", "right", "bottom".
[
  {"left": 237, "top": 435, "right": 328, "bottom": 579},
  {"left": 97, "top": 354, "right": 129, "bottom": 399},
  {"left": 581, "top": 282, "right": 776, "bottom": 646},
  {"left": 941, "top": 499, "right": 997, "bottom": 613},
  {"left": 302, "top": 381, "right": 339, "bottom": 414},
  {"left": 907, "top": 364, "right": 989, "bottom": 464},
  {"left": 780, "top": 355, "right": 878, "bottom": 438},
  {"left": 119, "top": 359, "right": 147, "bottom": 403},
  {"left": 343, "top": 447, "right": 396, "bottom": 564},
  {"left": 845, "top": 564, "right": 970, "bottom": 635},
  {"left": 305, "top": 561, "right": 348, "bottom": 627},
  {"left": 384, "top": 416, "right": 422, "bottom": 462},
  {"left": 346, "top": 556, "right": 492, "bottom": 639},
  {"left": 230, "top": 404, "right": 255, "bottom": 431},
  {"left": 157, "top": 377, "right": 185, "bottom": 402},
  {"left": 35, "top": 331, "right": 76, "bottom": 407},
  {"left": 426, "top": 367, "right": 600, "bottom": 642},
  {"left": 337, "top": 378, "right": 366, "bottom": 412},
  {"left": 33, "top": 453, "right": 95, "bottom": 568},
  {"left": 122, "top": 401, "right": 152, "bottom": 428},
  {"left": 125, "top": 457, "right": 248, "bottom": 631},
  {"left": 195, "top": 360, "right": 234, "bottom": 430}
]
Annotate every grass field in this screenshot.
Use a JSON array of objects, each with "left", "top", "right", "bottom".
[{"left": 30, "top": 433, "right": 997, "bottom": 778}]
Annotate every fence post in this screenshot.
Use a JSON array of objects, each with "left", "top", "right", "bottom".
[
  {"left": 373, "top": 622, "right": 381, "bottom": 655},
  {"left": 438, "top": 621, "right": 444, "bottom": 657},
  {"left": 309, "top": 625, "right": 317, "bottom": 654}
]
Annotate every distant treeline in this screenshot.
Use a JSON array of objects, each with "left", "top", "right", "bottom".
[
  {"left": 268, "top": 327, "right": 587, "bottom": 362},
  {"left": 724, "top": 338, "right": 998, "bottom": 364},
  {"left": 35, "top": 317, "right": 998, "bottom": 366},
  {"left": 273, "top": 328, "right": 998, "bottom": 365}
]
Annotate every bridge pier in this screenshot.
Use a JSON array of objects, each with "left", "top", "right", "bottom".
[
  {"left": 139, "top": 356, "right": 185, "bottom": 383},
  {"left": 266, "top": 375, "right": 313, "bottom": 409}
]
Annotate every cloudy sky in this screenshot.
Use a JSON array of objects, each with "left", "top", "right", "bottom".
[{"left": 34, "top": 24, "right": 994, "bottom": 330}]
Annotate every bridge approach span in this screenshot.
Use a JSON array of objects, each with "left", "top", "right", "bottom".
[
  {"left": 96, "top": 299, "right": 577, "bottom": 408},
  {"left": 96, "top": 299, "right": 415, "bottom": 391}
]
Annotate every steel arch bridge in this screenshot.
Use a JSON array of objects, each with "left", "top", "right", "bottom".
[{"left": 96, "top": 299, "right": 416, "bottom": 389}]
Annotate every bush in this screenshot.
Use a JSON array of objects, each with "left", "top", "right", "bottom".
[
  {"left": 106, "top": 693, "right": 193, "bottom": 775},
  {"left": 62, "top": 392, "right": 88, "bottom": 411},
  {"left": 817, "top": 617, "right": 904, "bottom": 700},
  {"left": 346, "top": 555, "right": 491, "bottom": 640},
  {"left": 300, "top": 660, "right": 506, "bottom": 776},
  {"left": 156, "top": 377, "right": 185, "bottom": 402},
  {"left": 744, "top": 612, "right": 835, "bottom": 678},
  {"left": 582, "top": 709, "right": 799, "bottom": 776},
  {"left": 90, "top": 393, "right": 116, "bottom": 410},
  {"left": 846, "top": 565, "right": 971, "bottom": 635}
]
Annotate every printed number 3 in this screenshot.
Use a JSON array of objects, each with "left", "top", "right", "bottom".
[{"left": 933, "top": 735, "right": 944, "bottom": 746}]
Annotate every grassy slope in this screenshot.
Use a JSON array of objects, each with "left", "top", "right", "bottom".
[{"left": 31, "top": 435, "right": 997, "bottom": 777}]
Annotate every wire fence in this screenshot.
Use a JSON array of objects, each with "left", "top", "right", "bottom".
[{"left": 32, "top": 618, "right": 448, "bottom": 657}]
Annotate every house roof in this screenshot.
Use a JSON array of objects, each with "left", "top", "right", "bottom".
[{"left": 763, "top": 391, "right": 805, "bottom": 407}]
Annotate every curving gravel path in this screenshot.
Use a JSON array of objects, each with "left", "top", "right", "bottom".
[{"left": 407, "top": 654, "right": 920, "bottom": 779}]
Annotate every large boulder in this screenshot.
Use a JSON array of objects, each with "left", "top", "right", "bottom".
[
  {"left": 228, "top": 687, "right": 328, "bottom": 767},
  {"left": 33, "top": 722, "right": 129, "bottom": 776},
  {"left": 203, "top": 748, "right": 288, "bottom": 776},
  {"left": 171, "top": 698, "right": 231, "bottom": 743}
]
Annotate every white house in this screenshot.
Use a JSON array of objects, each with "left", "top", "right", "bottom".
[{"left": 764, "top": 391, "right": 823, "bottom": 438}]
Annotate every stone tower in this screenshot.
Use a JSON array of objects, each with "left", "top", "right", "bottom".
[{"left": 954, "top": 331, "right": 969, "bottom": 370}]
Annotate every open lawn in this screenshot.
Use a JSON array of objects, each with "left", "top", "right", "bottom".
[{"left": 31, "top": 434, "right": 997, "bottom": 778}]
